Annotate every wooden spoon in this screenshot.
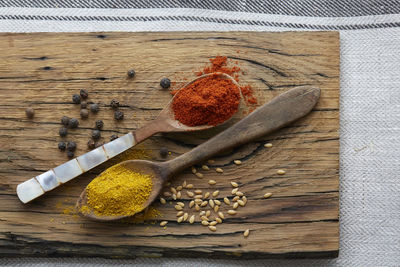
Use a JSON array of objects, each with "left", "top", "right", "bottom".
[
  {"left": 77, "top": 86, "right": 321, "bottom": 221},
  {"left": 16, "top": 72, "right": 240, "bottom": 204}
]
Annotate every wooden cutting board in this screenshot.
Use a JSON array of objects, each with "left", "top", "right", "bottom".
[{"left": 0, "top": 31, "right": 340, "bottom": 259}]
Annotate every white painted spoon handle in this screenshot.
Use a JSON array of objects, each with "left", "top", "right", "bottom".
[{"left": 17, "top": 132, "right": 136, "bottom": 203}]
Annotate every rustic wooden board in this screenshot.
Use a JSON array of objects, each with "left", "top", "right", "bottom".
[{"left": 0, "top": 31, "right": 340, "bottom": 259}]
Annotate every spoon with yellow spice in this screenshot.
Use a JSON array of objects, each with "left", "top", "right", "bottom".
[{"left": 77, "top": 86, "right": 321, "bottom": 221}]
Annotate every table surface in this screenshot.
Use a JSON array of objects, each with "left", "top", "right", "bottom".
[{"left": 0, "top": 1, "right": 399, "bottom": 267}]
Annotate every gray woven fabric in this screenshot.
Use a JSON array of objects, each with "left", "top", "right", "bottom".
[{"left": 1, "top": 2, "right": 400, "bottom": 267}]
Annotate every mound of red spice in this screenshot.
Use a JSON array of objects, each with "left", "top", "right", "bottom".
[{"left": 172, "top": 74, "right": 240, "bottom": 126}]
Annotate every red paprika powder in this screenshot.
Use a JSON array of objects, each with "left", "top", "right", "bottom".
[{"left": 172, "top": 73, "right": 240, "bottom": 126}]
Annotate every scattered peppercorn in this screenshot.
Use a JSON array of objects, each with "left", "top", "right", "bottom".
[
  {"left": 114, "top": 110, "right": 124, "bottom": 120},
  {"left": 160, "top": 78, "right": 171, "bottom": 89},
  {"left": 67, "top": 151, "right": 74, "bottom": 158},
  {"left": 92, "top": 130, "right": 101, "bottom": 140},
  {"left": 61, "top": 116, "right": 70, "bottom": 126},
  {"left": 68, "top": 118, "right": 79, "bottom": 128},
  {"left": 25, "top": 108, "right": 35, "bottom": 119},
  {"left": 72, "top": 94, "right": 81, "bottom": 104},
  {"left": 110, "top": 99, "right": 119, "bottom": 109},
  {"left": 110, "top": 134, "right": 118, "bottom": 141},
  {"left": 87, "top": 139, "right": 95, "bottom": 149},
  {"left": 59, "top": 127, "right": 68, "bottom": 137},
  {"left": 80, "top": 89, "right": 88, "bottom": 99},
  {"left": 67, "top": 141, "right": 77, "bottom": 151},
  {"left": 58, "top": 141, "right": 66, "bottom": 151},
  {"left": 95, "top": 120, "right": 104, "bottom": 129},
  {"left": 127, "top": 69, "right": 135, "bottom": 78},
  {"left": 80, "top": 109, "right": 89, "bottom": 119},
  {"left": 80, "top": 101, "right": 87, "bottom": 109},
  {"left": 160, "top": 147, "right": 169, "bottom": 158},
  {"left": 90, "top": 103, "right": 99, "bottom": 113}
]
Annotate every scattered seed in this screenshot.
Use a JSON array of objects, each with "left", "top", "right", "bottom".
[
  {"left": 59, "top": 127, "right": 68, "bottom": 137},
  {"left": 238, "top": 200, "right": 245, "bottom": 206},
  {"left": 87, "top": 139, "right": 95, "bottom": 149},
  {"left": 244, "top": 229, "right": 250, "bottom": 237},
  {"left": 195, "top": 172, "right": 203, "bottom": 178},
  {"left": 163, "top": 191, "right": 171, "bottom": 197},
  {"left": 183, "top": 213, "right": 189, "bottom": 221},
  {"left": 170, "top": 187, "right": 177, "bottom": 194},
  {"left": 277, "top": 169, "right": 286, "bottom": 175},
  {"left": 194, "top": 189, "right": 202, "bottom": 195},
  {"left": 81, "top": 102, "right": 87, "bottom": 109},
  {"left": 177, "top": 216, "right": 184, "bottom": 223},
  {"left": 174, "top": 205, "right": 183, "bottom": 211},
  {"left": 189, "top": 215, "right": 195, "bottom": 224},
  {"left": 263, "top": 192, "right": 272, "bottom": 199},
  {"left": 68, "top": 118, "right": 79, "bottom": 128},
  {"left": 208, "top": 180, "right": 216, "bottom": 185},
  {"left": 194, "top": 198, "right": 202, "bottom": 204},
  {"left": 110, "top": 99, "right": 120, "bottom": 109},
  {"left": 186, "top": 184, "right": 194, "bottom": 189},
  {"left": 236, "top": 191, "right": 244, "bottom": 197},
  {"left": 208, "top": 226, "right": 217, "bottom": 232},
  {"left": 209, "top": 199, "right": 215, "bottom": 208},
  {"left": 176, "top": 191, "right": 182, "bottom": 199},
  {"left": 80, "top": 109, "right": 89, "bottom": 119},
  {"left": 72, "top": 94, "right": 81, "bottom": 104},
  {"left": 114, "top": 110, "right": 124, "bottom": 120},
  {"left": 25, "top": 108, "right": 35, "bottom": 118},
  {"left": 92, "top": 129, "right": 101, "bottom": 140},
  {"left": 61, "top": 116, "right": 70, "bottom": 126},
  {"left": 205, "top": 210, "right": 211, "bottom": 217},
  {"left": 228, "top": 210, "right": 237, "bottom": 215},
  {"left": 234, "top": 160, "right": 242, "bottom": 165},
  {"left": 160, "top": 77, "right": 171, "bottom": 89},
  {"left": 231, "top": 181, "right": 239, "bottom": 188},
  {"left": 218, "top": 212, "right": 225, "bottom": 219},
  {"left": 80, "top": 89, "right": 89, "bottom": 99},
  {"left": 172, "top": 194, "right": 177, "bottom": 200},
  {"left": 194, "top": 195, "right": 203, "bottom": 200},
  {"left": 242, "top": 196, "right": 247, "bottom": 204},
  {"left": 67, "top": 151, "right": 74, "bottom": 158},
  {"left": 201, "top": 201, "right": 208, "bottom": 207},
  {"left": 264, "top": 143, "right": 273, "bottom": 148},
  {"left": 201, "top": 221, "right": 209, "bottom": 226},
  {"left": 214, "top": 200, "right": 221, "bottom": 205},
  {"left": 201, "top": 216, "right": 209, "bottom": 221},
  {"left": 204, "top": 192, "right": 210, "bottom": 198},
  {"left": 191, "top": 167, "right": 197, "bottom": 174},
  {"left": 209, "top": 221, "right": 217, "bottom": 226},
  {"left": 176, "top": 186, "right": 183, "bottom": 191},
  {"left": 177, "top": 202, "right": 185, "bottom": 208},
  {"left": 200, "top": 211, "right": 206, "bottom": 216},
  {"left": 216, "top": 218, "right": 222, "bottom": 223},
  {"left": 58, "top": 141, "right": 66, "bottom": 151},
  {"left": 216, "top": 168, "right": 224, "bottom": 173},
  {"left": 233, "top": 202, "right": 239, "bottom": 209},
  {"left": 160, "top": 221, "right": 168, "bottom": 227},
  {"left": 232, "top": 188, "right": 239, "bottom": 195},
  {"left": 182, "top": 181, "right": 187, "bottom": 188},
  {"left": 90, "top": 103, "right": 99, "bottom": 113},
  {"left": 189, "top": 200, "right": 195, "bottom": 208},
  {"left": 127, "top": 69, "right": 136, "bottom": 78},
  {"left": 207, "top": 159, "right": 215, "bottom": 164},
  {"left": 176, "top": 211, "right": 184, "bottom": 217},
  {"left": 202, "top": 165, "right": 210, "bottom": 171},
  {"left": 212, "top": 190, "right": 220, "bottom": 197},
  {"left": 110, "top": 134, "right": 118, "bottom": 141},
  {"left": 187, "top": 191, "right": 195, "bottom": 197},
  {"left": 195, "top": 204, "right": 200, "bottom": 211},
  {"left": 160, "top": 198, "right": 166, "bottom": 204},
  {"left": 224, "top": 197, "right": 230, "bottom": 205},
  {"left": 67, "top": 141, "right": 77, "bottom": 152},
  {"left": 233, "top": 196, "right": 240, "bottom": 202},
  {"left": 214, "top": 205, "right": 219, "bottom": 212}
]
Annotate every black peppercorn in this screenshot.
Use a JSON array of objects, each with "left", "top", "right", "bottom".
[
  {"left": 110, "top": 99, "right": 119, "bottom": 109},
  {"left": 59, "top": 127, "right": 68, "bottom": 137},
  {"left": 61, "top": 116, "right": 70, "bottom": 126},
  {"left": 58, "top": 141, "right": 66, "bottom": 151},
  {"left": 92, "top": 130, "right": 101, "bottom": 140},
  {"left": 90, "top": 103, "right": 99, "bottom": 113},
  {"left": 114, "top": 110, "right": 124, "bottom": 120},
  {"left": 87, "top": 139, "right": 95, "bottom": 149},
  {"left": 67, "top": 141, "right": 77, "bottom": 151},
  {"left": 127, "top": 69, "right": 135, "bottom": 78},
  {"left": 72, "top": 94, "right": 81, "bottom": 104},
  {"left": 80, "top": 89, "right": 88, "bottom": 99},
  {"left": 159, "top": 147, "right": 169, "bottom": 158},
  {"left": 110, "top": 134, "right": 118, "bottom": 141},
  {"left": 68, "top": 118, "right": 79, "bottom": 128},
  {"left": 95, "top": 120, "right": 104, "bottom": 129},
  {"left": 80, "top": 109, "right": 89, "bottom": 119},
  {"left": 80, "top": 101, "right": 87, "bottom": 109},
  {"left": 160, "top": 78, "right": 171, "bottom": 89},
  {"left": 25, "top": 108, "right": 35, "bottom": 119},
  {"left": 67, "top": 151, "right": 74, "bottom": 158}
]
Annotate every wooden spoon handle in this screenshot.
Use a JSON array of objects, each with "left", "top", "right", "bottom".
[{"left": 165, "top": 86, "right": 321, "bottom": 176}]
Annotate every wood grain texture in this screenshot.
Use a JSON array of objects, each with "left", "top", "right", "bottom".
[{"left": 0, "top": 31, "right": 340, "bottom": 259}]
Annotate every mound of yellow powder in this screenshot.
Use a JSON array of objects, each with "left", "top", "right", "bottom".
[{"left": 85, "top": 164, "right": 153, "bottom": 216}]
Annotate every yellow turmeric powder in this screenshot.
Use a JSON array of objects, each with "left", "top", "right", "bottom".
[{"left": 84, "top": 163, "right": 153, "bottom": 216}]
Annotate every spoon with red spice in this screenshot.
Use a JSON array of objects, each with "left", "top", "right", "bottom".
[
  {"left": 16, "top": 72, "right": 242, "bottom": 204},
  {"left": 77, "top": 85, "right": 321, "bottom": 221}
]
